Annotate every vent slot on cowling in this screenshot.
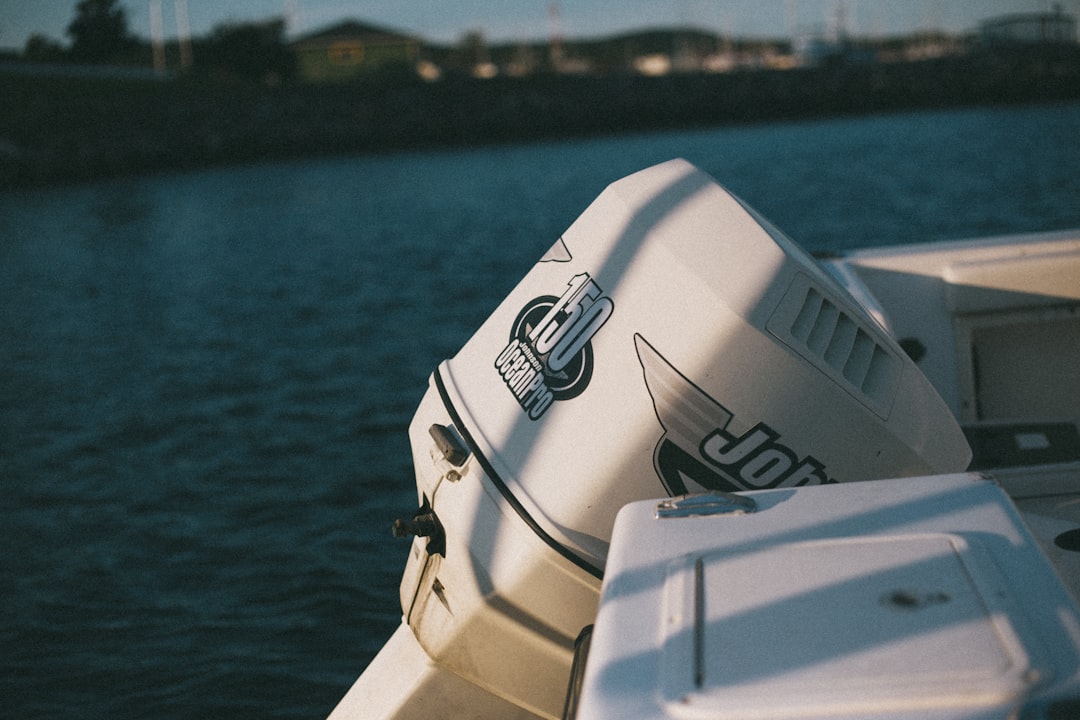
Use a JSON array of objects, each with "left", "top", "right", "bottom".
[{"left": 769, "top": 275, "right": 901, "bottom": 419}]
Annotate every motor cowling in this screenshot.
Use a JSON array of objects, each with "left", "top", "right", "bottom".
[
  {"left": 344, "top": 159, "right": 972, "bottom": 720},
  {"left": 436, "top": 158, "right": 971, "bottom": 574}
]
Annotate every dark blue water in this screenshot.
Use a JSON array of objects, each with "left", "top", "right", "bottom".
[{"left": 3, "top": 103, "right": 1080, "bottom": 719}]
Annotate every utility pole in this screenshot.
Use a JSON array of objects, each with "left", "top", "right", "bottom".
[
  {"left": 175, "top": 0, "right": 192, "bottom": 68},
  {"left": 548, "top": 2, "right": 564, "bottom": 71},
  {"left": 150, "top": 0, "right": 165, "bottom": 74}
]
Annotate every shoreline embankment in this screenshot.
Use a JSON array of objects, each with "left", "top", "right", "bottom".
[{"left": 2, "top": 47, "right": 1079, "bottom": 190}]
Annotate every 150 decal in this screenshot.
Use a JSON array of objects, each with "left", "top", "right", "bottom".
[{"left": 495, "top": 273, "right": 614, "bottom": 420}]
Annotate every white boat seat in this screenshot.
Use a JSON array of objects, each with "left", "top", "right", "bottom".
[{"left": 944, "top": 247, "right": 1080, "bottom": 314}]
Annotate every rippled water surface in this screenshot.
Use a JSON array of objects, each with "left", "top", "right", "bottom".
[{"left": 3, "top": 102, "right": 1080, "bottom": 719}]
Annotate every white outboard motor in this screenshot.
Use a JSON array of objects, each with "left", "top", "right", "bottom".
[{"left": 329, "top": 160, "right": 971, "bottom": 720}]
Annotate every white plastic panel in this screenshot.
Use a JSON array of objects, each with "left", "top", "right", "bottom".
[
  {"left": 660, "top": 535, "right": 1032, "bottom": 718},
  {"left": 576, "top": 474, "right": 1080, "bottom": 720}
]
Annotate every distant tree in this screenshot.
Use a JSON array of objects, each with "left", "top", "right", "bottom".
[
  {"left": 196, "top": 18, "right": 296, "bottom": 83},
  {"left": 66, "top": 0, "right": 135, "bottom": 63},
  {"left": 23, "top": 34, "right": 67, "bottom": 63}
]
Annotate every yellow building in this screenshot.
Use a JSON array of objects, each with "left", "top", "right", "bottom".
[{"left": 291, "top": 21, "right": 421, "bottom": 82}]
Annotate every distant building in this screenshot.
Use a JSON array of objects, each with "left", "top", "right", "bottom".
[
  {"left": 291, "top": 20, "right": 421, "bottom": 82},
  {"left": 980, "top": 7, "right": 1077, "bottom": 45}
]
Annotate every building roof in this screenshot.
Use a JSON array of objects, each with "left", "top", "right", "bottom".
[
  {"left": 290, "top": 20, "right": 419, "bottom": 49},
  {"left": 979, "top": 9, "right": 1077, "bottom": 44}
]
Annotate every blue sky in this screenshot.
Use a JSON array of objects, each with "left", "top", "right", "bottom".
[{"left": 1, "top": 1, "right": 1075, "bottom": 50}]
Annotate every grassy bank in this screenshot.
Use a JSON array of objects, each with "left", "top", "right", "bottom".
[{"left": 2, "top": 46, "right": 1079, "bottom": 189}]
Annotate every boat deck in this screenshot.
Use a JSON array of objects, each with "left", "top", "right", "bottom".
[{"left": 829, "top": 228, "right": 1080, "bottom": 604}]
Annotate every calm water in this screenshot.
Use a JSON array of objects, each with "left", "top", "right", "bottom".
[{"left": 3, "top": 102, "right": 1080, "bottom": 719}]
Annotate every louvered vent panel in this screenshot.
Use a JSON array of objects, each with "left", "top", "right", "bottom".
[{"left": 768, "top": 274, "right": 901, "bottom": 419}]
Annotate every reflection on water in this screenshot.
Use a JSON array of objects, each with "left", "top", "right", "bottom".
[{"left": 1, "top": 102, "right": 1079, "bottom": 719}]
